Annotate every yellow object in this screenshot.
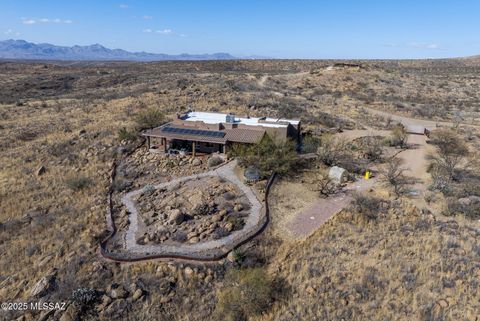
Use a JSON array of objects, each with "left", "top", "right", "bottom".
[{"left": 364, "top": 171, "right": 370, "bottom": 180}]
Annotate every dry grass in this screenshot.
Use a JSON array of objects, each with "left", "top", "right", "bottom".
[
  {"left": 1, "top": 59, "right": 479, "bottom": 320},
  {"left": 257, "top": 206, "right": 480, "bottom": 321}
]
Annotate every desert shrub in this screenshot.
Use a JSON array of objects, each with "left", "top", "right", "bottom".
[
  {"left": 428, "top": 129, "right": 469, "bottom": 180},
  {"left": 316, "top": 172, "right": 341, "bottom": 197},
  {"left": 214, "top": 268, "right": 273, "bottom": 321},
  {"left": 229, "top": 136, "right": 298, "bottom": 177},
  {"left": 428, "top": 164, "right": 453, "bottom": 195},
  {"left": 316, "top": 135, "right": 352, "bottom": 166},
  {"left": 112, "top": 177, "right": 132, "bottom": 192},
  {"left": 72, "top": 288, "right": 98, "bottom": 307},
  {"left": 379, "top": 157, "right": 411, "bottom": 197},
  {"left": 193, "top": 203, "right": 214, "bottom": 216},
  {"left": 65, "top": 175, "right": 92, "bottom": 191},
  {"left": 15, "top": 128, "right": 38, "bottom": 141},
  {"left": 444, "top": 197, "right": 480, "bottom": 219},
  {"left": 350, "top": 193, "right": 387, "bottom": 221},
  {"left": 208, "top": 155, "right": 224, "bottom": 168},
  {"left": 118, "top": 127, "right": 137, "bottom": 141},
  {"left": 226, "top": 214, "right": 245, "bottom": 230},
  {"left": 361, "top": 136, "right": 384, "bottom": 161},
  {"left": 301, "top": 135, "right": 322, "bottom": 153},
  {"left": 135, "top": 108, "right": 165, "bottom": 130},
  {"left": 386, "top": 125, "right": 408, "bottom": 148}
]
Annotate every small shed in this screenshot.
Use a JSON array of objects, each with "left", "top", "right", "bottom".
[{"left": 329, "top": 166, "right": 348, "bottom": 184}]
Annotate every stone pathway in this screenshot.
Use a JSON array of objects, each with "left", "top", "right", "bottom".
[{"left": 121, "top": 160, "right": 265, "bottom": 260}]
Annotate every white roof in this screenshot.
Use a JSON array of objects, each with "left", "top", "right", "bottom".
[{"left": 183, "top": 111, "right": 300, "bottom": 128}]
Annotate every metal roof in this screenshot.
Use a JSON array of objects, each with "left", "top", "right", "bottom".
[
  {"left": 182, "top": 111, "right": 300, "bottom": 128},
  {"left": 142, "top": 123, "right": 267, "bottom": 145}
]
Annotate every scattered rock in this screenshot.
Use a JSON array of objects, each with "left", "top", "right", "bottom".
[
  {"left": 189, "top": 237, "right": 200, "bottom": 243},
  {"left": 168, "top": 209, "right": 185, "bottom": 225},
  {"left": 110, "top": 285, "right": 128, "bottom": 299},
  {"left": 132, "top": 288, "right": 143, "bottom": 301},
  {"left": 225, "top": 222, "right": 234, "bottom": 232},
  {"left": 204, "top": 275, "right": 213, "bottom": 283},
  {"left": 192, "top": 158, "right": 202, "bottom": 166},
  {"left": 227, "top": 251, "right": 236, "bottom": 263},
  {"left": 458, "top": 197, "right": 471, "bottom": 206},
  {"left": 184, "top": 267, "right": 194, "bottom": 277},
  {"left": 36, "top": 165, "right": 46, "bottom": 176},
  {"left": 306, "top": 286, "right": 316, "bottom": 295},
  {"left": 30, "top": 274, "right": 56, "bottom": 297},
  {"left": 101, "top": 295, "right": 112, "bottom": 307}
]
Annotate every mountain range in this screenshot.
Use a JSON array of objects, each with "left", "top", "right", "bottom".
[{"left": 0, "top": 39, "right": 246, "bottom": 61}]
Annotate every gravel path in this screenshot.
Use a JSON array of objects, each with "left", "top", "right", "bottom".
[{"left": 121, "top": 160, "right": 265, "bottom": 259}]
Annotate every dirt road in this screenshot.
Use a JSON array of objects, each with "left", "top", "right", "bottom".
[
  {"left": 363, "top": 106, "right": 480, "bottom": 129},
  {"left": 287, "top": 110, "right": 441, "bottom": 238}
]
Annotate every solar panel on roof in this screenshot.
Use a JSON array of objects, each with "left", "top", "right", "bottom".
[{"left": 161, "top": 126, "right": 226, "bottom": 138}]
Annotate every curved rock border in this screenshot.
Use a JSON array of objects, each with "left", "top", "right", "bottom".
[{"left": 100, "top": 153, "right": 275, "bottom": 262}]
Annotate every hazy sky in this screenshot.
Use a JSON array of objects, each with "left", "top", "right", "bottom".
[{"left": 1, "top": 0, "right": 480, "bottom": 59}]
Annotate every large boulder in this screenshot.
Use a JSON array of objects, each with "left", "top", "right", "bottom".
[
  {"left": 168, "top": 209, "right": 185, "bottom": 225},
  {"left": 328, "top": 166, "right": 348, "bottom": 184}
]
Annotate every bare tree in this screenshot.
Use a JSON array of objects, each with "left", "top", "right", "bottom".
[{"left": 380, "top": 157, "right": 410, "bottom": 197}]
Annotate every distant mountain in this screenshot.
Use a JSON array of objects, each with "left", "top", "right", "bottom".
[{"left": 0, "top": 39, "right": 240, "bottom": 61}]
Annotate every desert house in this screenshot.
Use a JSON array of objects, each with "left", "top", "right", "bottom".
[{"left": 142, "top": 111, "right": 301, "bottom": 156}]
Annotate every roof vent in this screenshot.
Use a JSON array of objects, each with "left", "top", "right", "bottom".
[{"left": 226, "top": 113, "right": 236, "bottom": 123}]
